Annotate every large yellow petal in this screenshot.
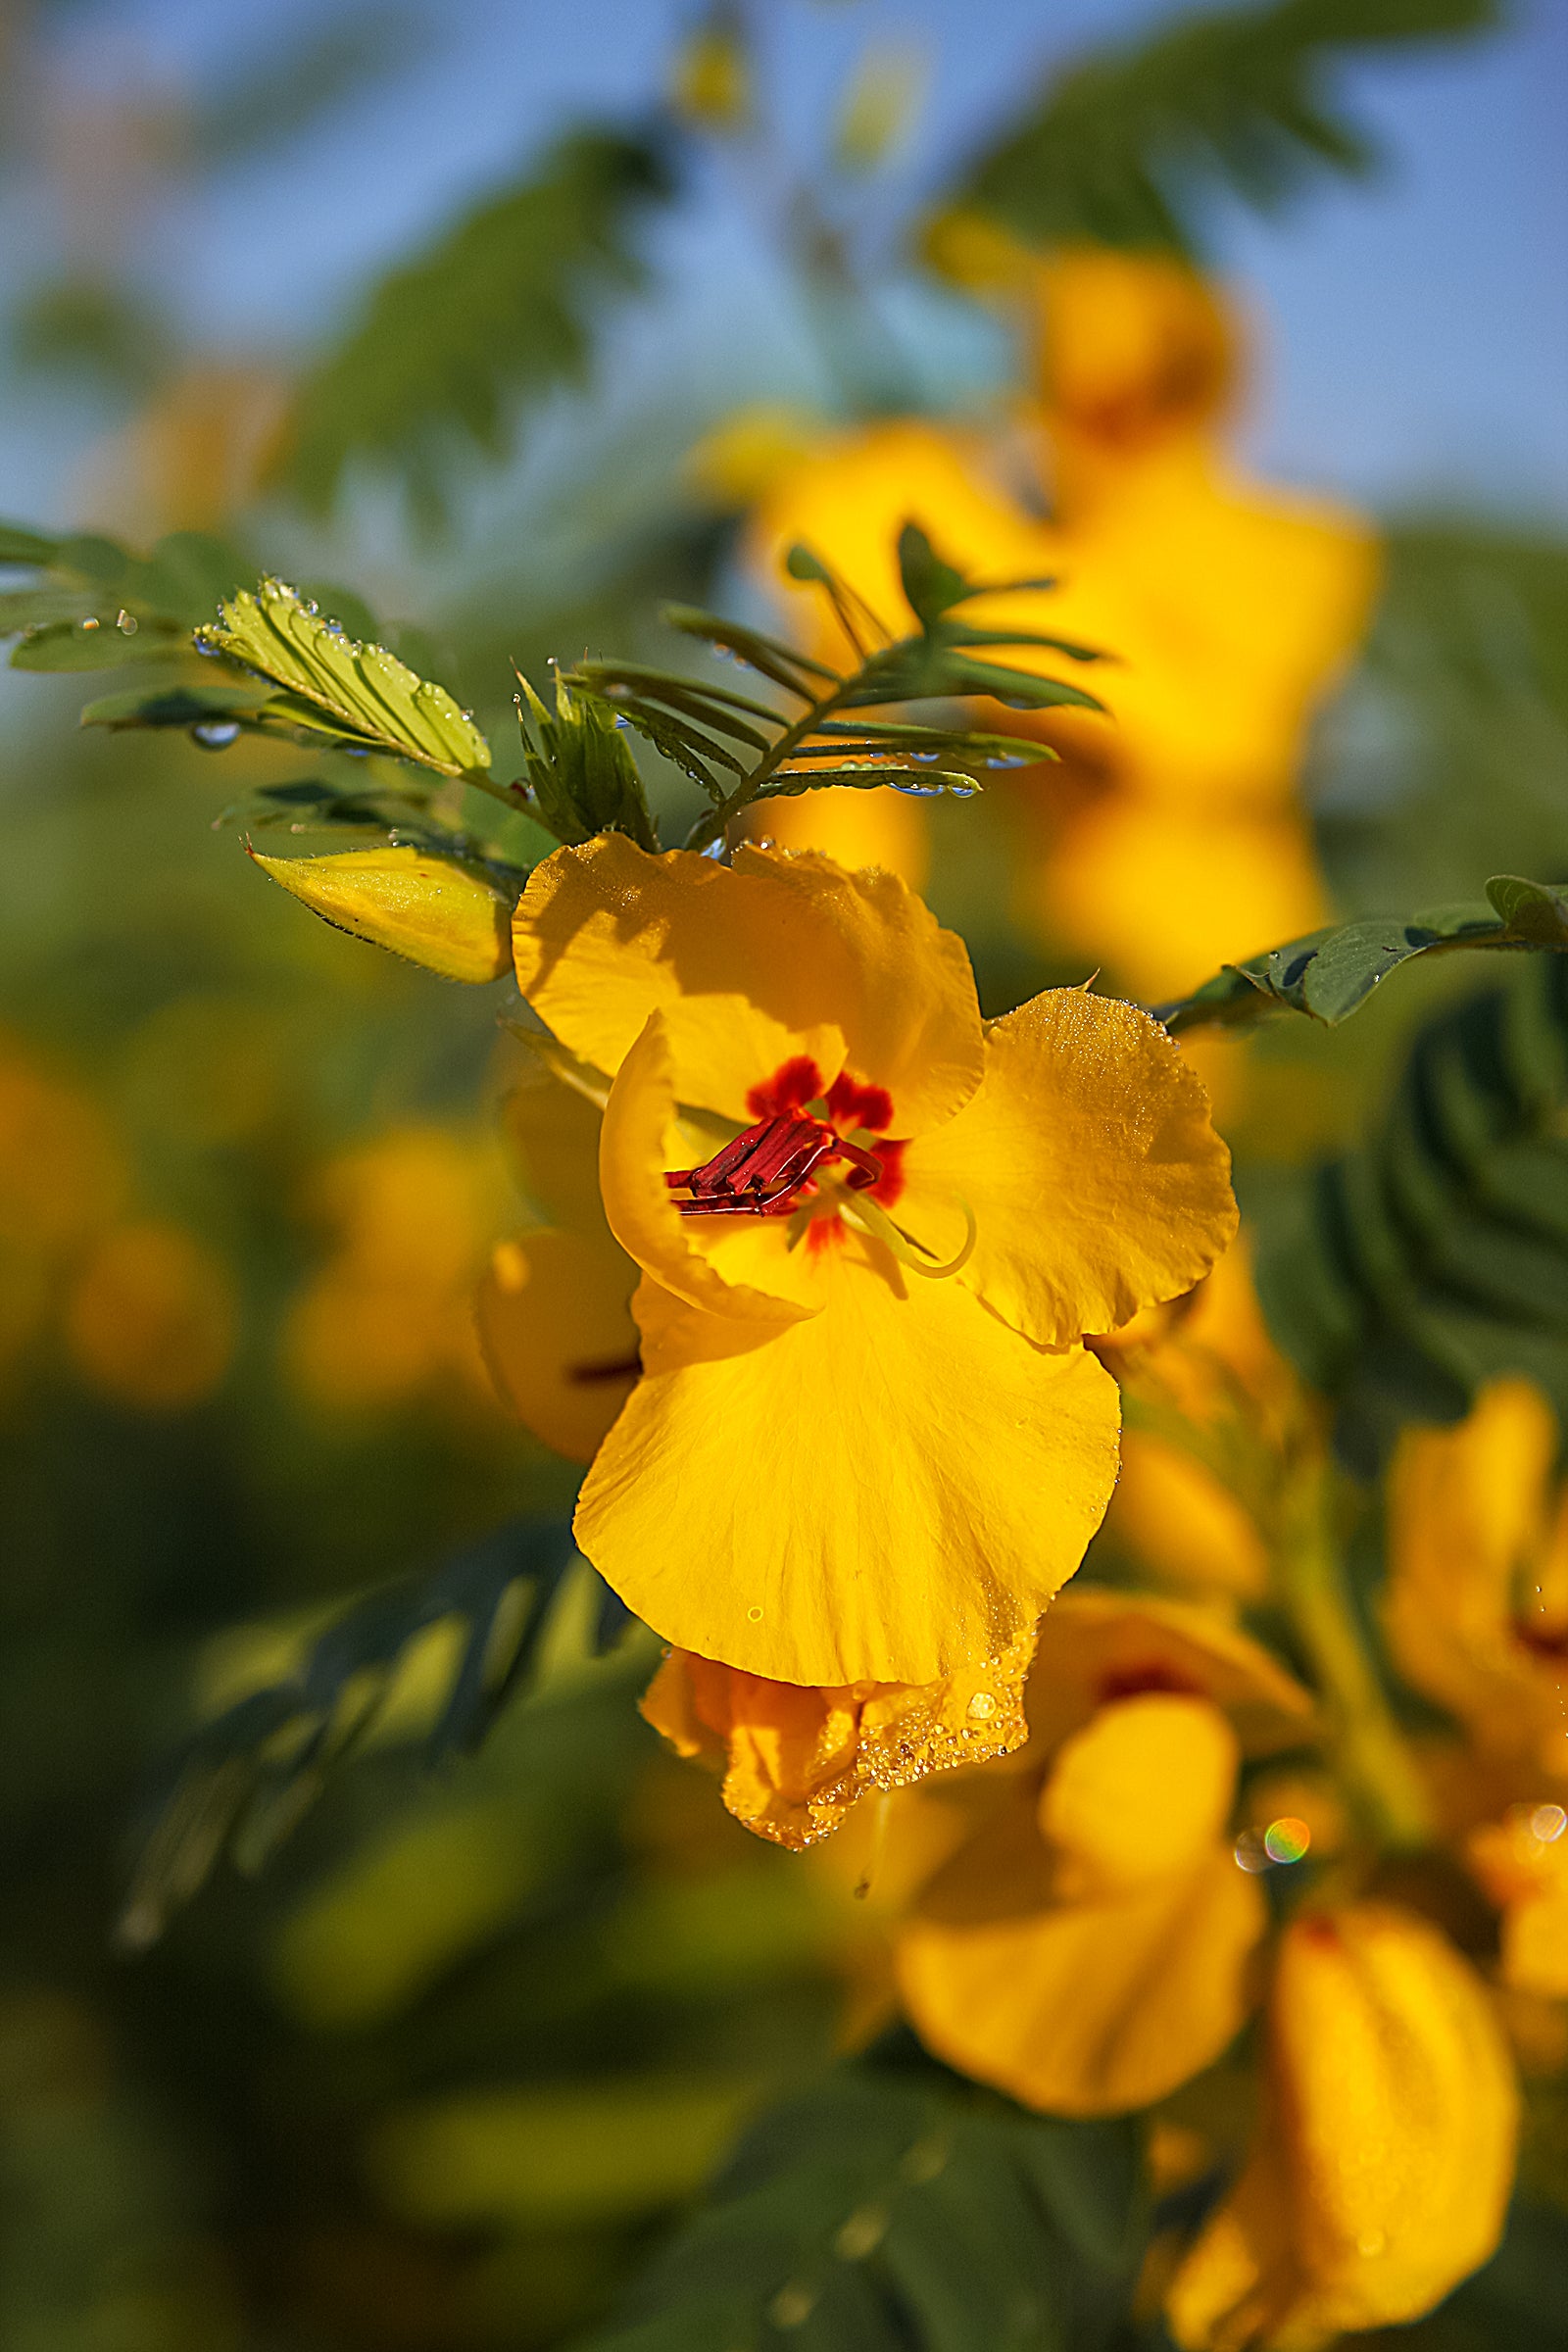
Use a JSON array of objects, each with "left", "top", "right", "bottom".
[
  {"left": 1386, "top": 1378, "right": 1568, "bottom": 1782},
  {"left": 749, "top": 783, "right": 929, "bottom": 894},
  {"left": 597, "top": 999, "right": 844, "bottom": 1324},
  {"left": 1027, "top": 801, "right": 1331, "bottom": 1004},
  {"left": 1167, "top": 1905, "right": 1518, "bottom": 2348},
  {"left": 476, "top": 1226, "right": 638, "bottom": 1463},
  {"left": 901, "top": 989, "right": 1237, "bottom": 1346},
  {"left": 1038, "top": 1692, "right": 1240, "bottom": 1897},
  {"left": 574, "top": 1259, "right": 1120, "bottom": 1685},
  {"left": 639, "top": 1625, "right": 1035, "bottom": 1851},
  {"left": 898, "top": 1803, "right": 1264, "bottom": 2116},
  {"left": 512, "top": 836, "right": 983, "bottom": 1132}
]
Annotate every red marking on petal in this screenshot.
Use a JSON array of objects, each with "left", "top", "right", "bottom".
[
  {"left": 1096, "top": 1662, "right": 1203, "bottom": 1706},
  {"left": 747, "top": 1055, "right": 825, "bottom": 1118},
  {"left": 1515, "top": 1619, "right": 1568, "bottom": 1660},
  {"left": 869, "top": 1135, "right": 907, "bottom": 1209},
  {"left": 805, "top": 1215, "right": 846, "bottom": 1257},
  {"left": 827, "top": 1071, "right": 894, "bottom": 1132}
]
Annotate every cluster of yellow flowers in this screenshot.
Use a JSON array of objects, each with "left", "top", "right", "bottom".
[
  {"left": 449, "top": 254, "right": 1558, "bottom": 2348},
  {"left": 224, "top": 246, "right": 1562, "bottom": 2346}
]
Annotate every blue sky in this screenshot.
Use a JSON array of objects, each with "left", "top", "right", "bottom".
[{"left": 5, "top": 0, "right": 1566, "bottom": 528}]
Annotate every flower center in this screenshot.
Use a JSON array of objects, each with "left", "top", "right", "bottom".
[{"left": 665, "top": 1108, "right": 882, "bottom": 1219}]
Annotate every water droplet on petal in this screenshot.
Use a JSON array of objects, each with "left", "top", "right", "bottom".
[
  {"left": 747, "top": 1606, "right": 763, "bottom": 1623},
  {"left": 966, "top": 1690, "right": 997, "bottom": 1722}
]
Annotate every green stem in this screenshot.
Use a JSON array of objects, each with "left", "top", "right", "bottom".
[
  {"left": 712, "top": 673, "right": 861, "bottom": 835},
  {"left": 1278, "top": 1458, "right": 1434, "bottom": 1853}
]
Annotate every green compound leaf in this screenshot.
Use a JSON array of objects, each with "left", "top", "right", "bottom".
[
  {"left": 571, "top": 2046, "right": 1146, "bottom": 2352},
  {"left": 197, "top": 577, "right": 493, "bottom": 777},
  {"left": 1252, "top": 953, "right": 1568, "bottom": 1470},
  {"left": 120, "top": 1521, "right": 636, "bottom": 1948},
  {"left": 934, "top": 0, "right": 1498, "bottom": 262},
  {"left": 279, "top": 127, "right": 677, "bottom": 527},
  {"left": 1153, "top": 879, "right": 1568, "bottom": 1036}
]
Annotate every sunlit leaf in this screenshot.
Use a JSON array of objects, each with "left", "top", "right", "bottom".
[{"left": 197, "top": 576, "right": 493, "bottom": 776}]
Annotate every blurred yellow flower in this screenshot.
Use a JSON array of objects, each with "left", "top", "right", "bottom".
[
  {"left": 894, "top": 1591, "right": 1312, "bottom": 2115},
  {"left": 1385, "top": 1377, "right": 1568, "bottom": 1785},
  {"left": 283, "top": 1124, "right": 509, "bottom": 1416},
  {"left": 639, "top": 1627, "right": 1035, "bottom": 1852},
  {"left": 1097, "top": 1238, "right": 1302, "bottom": 1602},
  {"left": 513, "top": 835, "right": 1236, "bottom": 1684},
  {"left": 1468, "top": 1800, "right": 1568, "bottom": 2001},
  {"left": 746, "top": 250, "right": 1378, "bottom": 999},
  {"left": 0, "top": 1036, "right": 129, "bottom": 1381},
  {"left": 1166, "top": 1904, "right": 1518, "bottom": 2349},
  {"left": 63, "top": 1219, "right": 236, "bottom": 1412},
  {"left": 477, "top": 1063, "right": 639, "bottom": 1461}
]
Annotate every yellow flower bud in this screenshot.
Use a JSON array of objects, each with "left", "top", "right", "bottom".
[
  {"left": 249, "top": 846, "right": 514, "bottom": 983},
  {"left": 1167, "top": 1904, "right": 1519, "bottom": 2349}
]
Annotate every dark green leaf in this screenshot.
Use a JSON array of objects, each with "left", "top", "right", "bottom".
[
  {"left": 898, "top": 523, "right": 970, "bottom": 626},
  {"left": 935, "top": 0, "right": 1497, "bottom": 262},
  {"left": 1252, "top": 953, "right": 1568, "bottom": 1464},
  {"left": 1153, "top": 882, "right": 1568, "bottom": 1036},
  {"left": 573, "top": 2049, "right": 1145, "bottom": 2352},
  {"left": 518, "top": 671, "right": 661, "bottom": 849},
  {"left": 120, "top": 1521, "right": 628, "bottom": 1945},
  {"left": 662, "top": 605, "right": 836, "bottom": 692},
  {"left": 0, "top": 519, "right": 63, "bottom": 564},
  {"left": 279, "top": 128, "right": 677, "bottom": 525},
  {"left": 10, "top": 617, "right": 185, "bottom": 670},
  {"left": 757, "top": 766, "right": 980, "bottom": 800}
]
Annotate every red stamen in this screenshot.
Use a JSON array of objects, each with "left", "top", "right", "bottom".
[{"left": 666, "top": 1109, "right": 880, "bottom": 1219}]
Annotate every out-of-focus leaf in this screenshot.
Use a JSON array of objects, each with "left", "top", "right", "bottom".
[
  {"left": 1252, "top": 954, "right": 1568, "bottom": 1468},
  {"left": 10, "top": 617, "right": 185, "bottom": 669},
  {"left": 932, "top": 0, "right": 1498, "bottom": 261},
  {"left": 189, "top": 5, "right": 427, "bottom": 166},
  {"left": 1154, "top": 878, "right": 1568, "bottom": 1036},
  {"left": 9, "top": 278, "right": 172, "bottom": 396},
  {"left": 197, "top": 577, "right": 493, "bottom": 776},
  {"left": 0, "top": 519, "right": 62, "bottom": 564},
  {"left": 278, "top": 128, "right": 678, "bottom": 525},
  {"left": 572, "top": 2042, "right": 1146, "bottom": 2352},
  {"left": 120, "top": 1522, "right": 633, "bottom": 1946}
]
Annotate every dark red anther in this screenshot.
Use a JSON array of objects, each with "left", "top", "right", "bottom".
[{"left": 665, "top": 1110, "right": 882, "bottom": 1218}]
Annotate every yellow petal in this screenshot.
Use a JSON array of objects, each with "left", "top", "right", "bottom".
[
  {"left": 250, "top": 846, "right": 514, "bottom": 983},
  {"left": 1467, "top": 1810, "right": 1568, "bottom": 2000},
  {"left": 1024, "top": 1588, "right": 1315, "bottom": 1759},
  {"left": 64, "top": 1219, "right": 236, "bottom": 1412},
  {"left": 898, "top": 1807, "right": 1264, "bottom": 2116},
  {"left": 1025, "top": 801, "right": 1331, "bottom": 1004},
  {"left": 512, "top": 836, "right": 983, "bottom": 1133},
  {"left": 498, "top": 1059, "right": 613, "bottom": 1235},
  {"left": 476, "top": 1226, "right": 638, "bottom": 1463},
  {"left": 1033, "top": 247, "right": 1237, "bottom": 462},
  {"left": 1038, "top": 1692, "right": 1239, "bottom": 1896},
  {"left": 574, "top": 1261, "right": 1120, "bottom": 1685},
  {"left": 1386, "top": 1377, "right": 1568, "bottom": 1782},
  {"left": 901, "top": 987, "right": 1237, "bottom": 1346},
  {"left": 597, "top": 1000, "right": 841, "bottom": 1323},
  {"left": 639, "top": 1625, "right": 1035, "bottom": 1852},
  {"left": 1167, "top": 1905, "right": 1519, "bottom": 2348}
]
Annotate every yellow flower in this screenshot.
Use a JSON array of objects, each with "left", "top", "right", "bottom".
[
  {"left": 283, "top": 1126, "right": 508, "bottom": 1416},
  {"left": 1468, "top": 1800, "right": 1568, "bottom": 2001},
  {"left": 639, "top": 1626, "right": 1036, "bottom": 1853},
  {"left": 894, "top": 1592, "right": 1312, "bottom": 2115},
  {"left": 63, "top": 1218, "right": 237, "bottom": 1412},
  {"left": 746, "top": 253, "right": 1378, "bottom": 1000},
  {"left": 512, "top": 835, "right": 1237, "bottom": 1685},
  {"left": 1166, "top": 1904, "right": 1518, "bottom": 2349},
  {"left": 1098, "top": 1239, "right": 1302, "bottom": 1602},
  {"left": 1385, "top": 1377, "right": 1568, "bottom": 1785},
  {"left": 476, "top": 1060, "right": 640, "bottom": 1462}
]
